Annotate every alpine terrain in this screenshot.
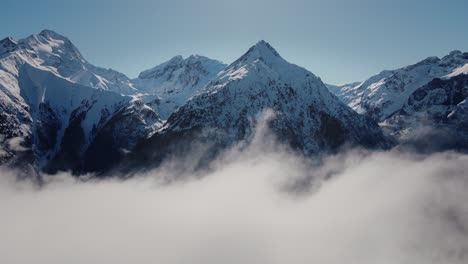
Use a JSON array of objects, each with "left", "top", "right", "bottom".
[
  {"left": 2, "top": 29, "right": 466, "bottom": 176},
  {"left": 329, "top": 50, "right": 468, "bottom": 150},
  {"left": 126, "top": 41, "right": 391, "bottom": 171},
  {"left": 132, "top": 55, "right": 226, "bottom": 119},
  {"left": 0, "top": 30, "right": 162, "bottom": 174}
]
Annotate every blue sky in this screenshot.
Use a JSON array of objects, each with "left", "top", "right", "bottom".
[{"left": 2, "top": 0, "right": 468, "bottom": 84}]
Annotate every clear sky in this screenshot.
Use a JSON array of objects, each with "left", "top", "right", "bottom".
[{"left": 2, "top": 0, "right": 468, "bottom": 84}]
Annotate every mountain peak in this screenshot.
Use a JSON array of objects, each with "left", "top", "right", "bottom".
[
  {"left": 166, "top": 55, "right": 216, "bottom": 65},
  {"left": 246, "top": 40, "right": 281, "bottom": 59},
  {"left": 39, "top": 29, "right": 58, "bottom": 35},
  {"left": 449, "top": 50, "right": 462, "bottom": 56},
  {"left": 409, "top": 56, "right": 441, "bottom": 68},
  {"left": 255, "top": 40, "right": 277, "bottom": 50},
  {"left": 227, "top": 40, "right": 286, "bottom": 71},
  {"left": 0, "top": 36, "right": 18, "bottom": 54},
  {"left": 38, "top": 29, "right": 68, "bottom": 41},
  {"left": 168, "top": 55, "right": 184, "bottom": 62},
  {"left": 217, "top": 40, "right": 322, "bottom": 89},
  {"left": 442, "top": 50, "right": 467, "bottom": 61},
  {"left": 17, "top": 29, "right": 81, "bottom": 58},
  {"left": 0, "top": 36, "right": 17, "bottom": 47},
  {"left": 138, "top": 54, "right": 226, "bottom": 80},
  {"left": 186, "top": 54, "right": 208, "bottom": 62},
  {"left": 187, "top": 54, "right": 201, "bottom": 59},
  {"left": 0, "top": 36, "right": 17, "bottom": 45}
]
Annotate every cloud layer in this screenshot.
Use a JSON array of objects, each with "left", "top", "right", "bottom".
[{"left": 1, "top": 117, "right": 468, "bottom": 264}]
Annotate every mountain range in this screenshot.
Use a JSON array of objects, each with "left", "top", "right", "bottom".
[
  {"left": 328, "top": 50, "right": 468, "bottom": 151},
  {"left": 0, "top": 30, "right": 466, "bottom": 176}
]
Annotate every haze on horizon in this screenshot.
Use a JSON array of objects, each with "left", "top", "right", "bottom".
[{"left": 2, "top": 0, "right": 468, "bottom": 84}]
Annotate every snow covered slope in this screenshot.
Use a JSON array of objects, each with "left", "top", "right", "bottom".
[
  {"left": 0, "top": 30, "right": 162, "bottom": 173},
  {"left": 132, "top": 55, "right": 226, "bottom": 119},
  {"left": 383, "top": 74, "right": 468, "bottom": 152},
  {"left": 330, "top": 51, "right": 468, "bottom": 121},
  {"left": 325, "top": 82, "right": 361, "bottom": 104},
  {"left": 2, "top": 30, "right": 138, "bottom": 95},
  {"left": 128, "top": 41, "right": 391, "bottom": 169}
]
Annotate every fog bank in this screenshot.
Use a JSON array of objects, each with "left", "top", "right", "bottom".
[{"left": 1, "top": 145, "right": 468, "bottom": 263}]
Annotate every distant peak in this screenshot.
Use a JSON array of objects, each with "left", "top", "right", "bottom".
[
  {"left": 255, "top": 40, "right": 272, "bottom": 48},
  {"left": 188, "top": 54, "right": 200, "bottom": 59},
  {"left": 442, "top": 50, "right": 465, "bottom": 61},
  {"left": 186, "top": 54, "right": 219, "bottom": 63},
  {"left": 169, "top": 54, "right": 224, "bottom": 65},
  {"left": 230, "top": 40, "right": 283, "bottom": 68},
  {"left": 250, "top": 40, "right": 280, "bottom": 57},
  {"left": 187, "top": 54, "right": 209, "bottom": 61},
  {"left": 419, "top": 56, "right": 440, "bottom": 64},
  {"left": 169, "top": 55, "right": 183, "bottom": 61},
  {"left": 138, "top": 54, "right": 226, "bottom": 80},
  {"left": 0, "top": 36, "right": 17, "bottom": 46},
  {"left": 228, "top": 40, "right": 288, "bottom": 71},
  {"left": 39, "top": 29, "right": 58, "bottom": 36},
  {"left": 0, "top": 36, "right": 18, "bottom": 53},
  {"left": 449, "top": 50, "right": 462, "bottom": 56},
  {"left": 38, "top": 29, "right": 69, "bottom": 41}
]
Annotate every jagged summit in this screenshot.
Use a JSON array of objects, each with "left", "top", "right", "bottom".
[
  {"left": 216, "top": 40, "right": 318, "bottom": 92},
  {"left": 228, "top": 40, "right": 286, "bottom": 69},
  {"left": 1, "top": 30, "right": 76, "bottom": 54},
  {"left": 0, "top": 36, "right": 17, "bottom": 45},
  {"left": 38, "top": 29, "right": 67, "bottom": 39},
  {"left": 0, "top": 36, "right": 18, "bottom": 54},
  {"left": 13, "top": 29, "right": 87, "bottom": 66},
  {"left": 413, "top": 50, "right": 464, "bottom": 65},
  {"left": 0, "top": 29, "right": 140, "bottom": 95},
  {"left": 248, "top": 40, "right": 281, "bottom": 57},
  {"left": 132, "top": 54, "right": 227, "bottom": 119},
  {"left": 442, "top": 50, "right": 468, "bottom": 61},
  {"left": 138, "top": 54, "right": 223, "bottom": 80},
  {"left": 416, "top": 56, "right": 441, "bottom": 64},
  {"left": 330, "top": 49, "right": 468, "bottom": 122},
  {"left": 167, "top": 55, "right": 184, "bottom": 62},
  {"left": 446, "top": 50, "right": 462, "bottom": 57}
]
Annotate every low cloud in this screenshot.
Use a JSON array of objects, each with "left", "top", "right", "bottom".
[{"left": 1, "top": 113, "right": 468, "bottom": 264}]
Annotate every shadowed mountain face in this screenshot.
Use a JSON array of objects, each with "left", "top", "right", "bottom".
[
  {"left": 384, "top": 74, "right": 468, "bottom": 153},
  {"left": 124, "top": 41, "right": 392, "bottom": 172}
]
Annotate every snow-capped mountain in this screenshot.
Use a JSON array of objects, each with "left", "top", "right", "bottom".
[
  {"left": 331, "top": 51, "right": 468, "bottom": 121},
  {"left": 0, "top": 30, "right": 162, "bottom": 173},
  {"left": 383, "top": 73, "right": 468, "bottom": 151},
  {"left": 2, "top": 30, "right": 138, "bottom": 95},
  {"left": 128, "top": 41, "right": 391, "bottom": 169},
  {"left": 3, "top": 29, "right": 465, "bottom": 175},
  {"left": 132, "top": 55, "right": 226, "bottom": 119},
  {"left": 325, "top": 82, "right": 361, "bottom": 104}
]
